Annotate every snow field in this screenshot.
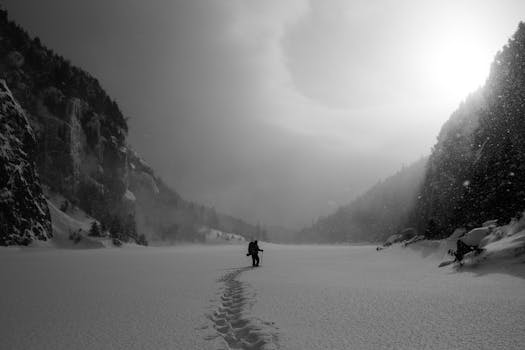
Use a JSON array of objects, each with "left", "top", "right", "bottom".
[
  {"left": 242, "top": 244, "right": 525, "bottom": 350},
  {"left": 0, "top": 246, "right": 247, "bottom": 349},
  {"left": 1, "top": 244, "right": 524, "bottom": 349}
]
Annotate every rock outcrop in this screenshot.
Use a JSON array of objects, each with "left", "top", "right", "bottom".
[{"left": 0, "top": 7, "right": 259, "bottom": 245}]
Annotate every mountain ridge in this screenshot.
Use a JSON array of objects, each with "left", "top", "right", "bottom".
[
  {"left": 297, "top": 157, "right": 427, "bottom": 243},
  {"left": 0, "top": 7, "right": 260, "bottom": 245}
]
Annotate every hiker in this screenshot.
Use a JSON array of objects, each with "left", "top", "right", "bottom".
[
  {"left": 453, "top": 226, "right": 490, "bottom": 263},
  {"left": 247, "top": 240, "right": 264, "bottom": 267},
  {"left": 454, "top": 239, "right": 473, "bottom": 262}
]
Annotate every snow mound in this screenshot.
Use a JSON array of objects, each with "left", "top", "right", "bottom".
[
  {"left": 461, "top": 227, "right": 492, "bottom": 246},
  {"left": 475, "top": 215, "right": 525, "bottom": 266},
  {"left": 408, "top": 216, "right": 525, "bottom": 271},
  {"left": 403, "top": 234, "right": 425, "bottom": 247},
  {"left": 384, "top": 228, "right": 416, "bottom": 246},
  {"left": 444, "top": 215, "right": 525, "bottom": 269},
  {"left": 384, "top": 234, "right": 403, "bottom": 246},
  {"left": 484, "top": 231, "right": 525, "bottom": 260},
  {"left": 200, "top": 227, "right": 246, "bottom": 244}
]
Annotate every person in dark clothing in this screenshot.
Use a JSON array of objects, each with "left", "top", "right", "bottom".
[
  {"left": 454, "top": 240, "right": 471, "bottom": 262},
  {"left": 247, "top": 240, "right": 264, "bottom": 267},
  {"left": 453, "top": 239, "right": 482, "bottom": 263}
]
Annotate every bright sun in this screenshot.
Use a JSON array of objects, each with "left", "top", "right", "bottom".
[{"left": 419, "top": 22, "right": 493, "bottom": 103}]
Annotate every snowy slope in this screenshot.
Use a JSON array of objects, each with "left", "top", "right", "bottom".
[
  {"left": 35, "top": 190, "right": 108, "bottom": 249},
  {"left": 45, "top": 199, "right": 106, "bottom": 249}
]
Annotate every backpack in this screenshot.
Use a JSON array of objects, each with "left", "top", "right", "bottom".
[{"left": 248, "top": 242, "right": 256, "bottom": 255}]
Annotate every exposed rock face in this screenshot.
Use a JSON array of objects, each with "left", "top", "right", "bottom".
[
  {"left": 128, "top": 149, "right": 159, "bottom": 195},
  {"left": 0, "top": 80, "right": 52, "bottom": 245},
  {"left": 66, "top": 98, "right": 85, "bottom": 193},
  {"left": 127, "top": 149, "right": 160, "bottom": 240},
  {"left": 0, "top": 8, "right": 257, "bottom": 245}
]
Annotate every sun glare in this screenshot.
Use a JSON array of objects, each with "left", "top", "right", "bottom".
[{"left": 419, "top": 22, "right": 492, "bottom": 103}]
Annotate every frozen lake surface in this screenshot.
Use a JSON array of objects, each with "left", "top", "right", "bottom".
[{"left": 1, "top": 244, "right": 524, "bottom": 349}]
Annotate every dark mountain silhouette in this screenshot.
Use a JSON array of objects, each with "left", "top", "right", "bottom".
[{"left": 297, "top": 158, "right": 427, "bottom": 243}]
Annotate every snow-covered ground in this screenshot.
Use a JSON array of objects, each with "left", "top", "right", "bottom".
[
  {"left": 1, "top": 244, "right": 524, "bottom": 349},
  {"left": 39, "top": 189, "right": 109, "bottom": 249},
  {"left": 244, "top": 244, "right": 525, "bottom": 350}
]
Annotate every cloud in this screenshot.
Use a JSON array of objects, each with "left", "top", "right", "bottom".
[
  {"left": 9, "top": 0, "right": 524, "bottom": 228},
  {"left": 146, "top": 0, "right": 438, "bottom": 227}
]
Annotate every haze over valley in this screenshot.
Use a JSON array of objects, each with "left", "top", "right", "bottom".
[
  {"left": 5, "top": 0, "right": 525, "bottom": 230},
  {"left": 2, "top": 3, "right": 525, "bottom": 349}
]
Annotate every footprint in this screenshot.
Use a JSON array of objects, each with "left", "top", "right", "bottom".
[{"left": 204, "top": 267, "right": 279, "bottom": 349}]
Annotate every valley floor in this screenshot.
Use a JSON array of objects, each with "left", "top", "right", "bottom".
[{"left": 0, "top": 244, "right": 524, "bottom": 349}]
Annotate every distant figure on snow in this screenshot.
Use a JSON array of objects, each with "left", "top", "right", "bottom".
[
  {"left": 247, "top": 240, "right": 264, "bottom": 267},
  {"left": 451, "top": 227, "right": 489, "bottom": 263}
]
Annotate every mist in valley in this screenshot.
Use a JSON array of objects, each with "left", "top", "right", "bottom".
[
  {"left": 3, "top": 1, "right": 525, "bottom": 350},
  {"left": 6, "top": 0, "right": 524, "bottom": 235}
]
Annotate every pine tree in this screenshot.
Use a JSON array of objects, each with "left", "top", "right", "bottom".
[
  {"left": 414, "top": 22, "right": 525, "bottom": 237},
  {"left": 89, "top": 221, "right": 100, "bottom": 237}
]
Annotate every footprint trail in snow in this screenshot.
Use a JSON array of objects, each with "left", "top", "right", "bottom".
[{"left": 206, "top": 267, "right": 278, "bottom": 350}]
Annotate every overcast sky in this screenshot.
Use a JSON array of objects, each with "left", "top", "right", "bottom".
[{"left": 5, "top": 0, "right": 525, "bottom": 228}]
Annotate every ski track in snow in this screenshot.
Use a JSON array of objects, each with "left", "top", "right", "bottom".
[{"left": 207, "top": 267, "right": 278, "bottom": 350}]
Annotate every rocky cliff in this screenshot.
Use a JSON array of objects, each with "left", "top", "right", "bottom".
[{"left": 0, "top": 7, "right": 259, "bottom": 245}]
